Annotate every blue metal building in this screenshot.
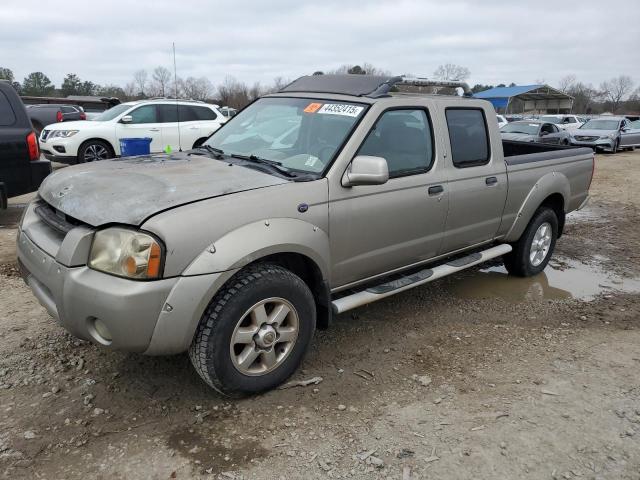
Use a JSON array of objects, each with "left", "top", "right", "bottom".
[{"left": 474, "top": 85, "right": 573, "bottom": 114}]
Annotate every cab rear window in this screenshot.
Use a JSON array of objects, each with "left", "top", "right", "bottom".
[{"left": 445, "top": 108, "right": 490, "bottom": 168}]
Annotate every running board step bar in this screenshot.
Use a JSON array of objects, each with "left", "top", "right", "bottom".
[{"left": 331, "top": 244, "right": 513, "bottom": 314}]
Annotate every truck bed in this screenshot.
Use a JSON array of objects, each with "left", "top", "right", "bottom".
[{"left": 500, "top": 140, "right": 594, "bottom": 241}]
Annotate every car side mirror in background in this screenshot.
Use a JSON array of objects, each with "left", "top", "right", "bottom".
[
  {"left": 540, "top": 131, "right": 549, "bottom": 136},
  {"left": 120, "top": 115, "right": 133, "bottom": 124},
  {"left": 342, "top": 155, "right": 389, "bottom": 187}
]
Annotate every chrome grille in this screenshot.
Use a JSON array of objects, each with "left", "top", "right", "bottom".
[{"left": 574, "top": 135, "right": 598, "bottom": 141}]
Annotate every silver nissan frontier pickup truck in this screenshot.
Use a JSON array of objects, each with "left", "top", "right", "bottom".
[{"left": 17, "top": 75, "right": 594, "bottom": 396}]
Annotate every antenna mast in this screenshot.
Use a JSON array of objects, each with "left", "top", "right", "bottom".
[{"left": 173, "top": 42, "right": 182, "bottom": 151}]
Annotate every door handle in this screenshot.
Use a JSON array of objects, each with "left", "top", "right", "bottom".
[
  {"left": 428, "top": 185, "right": 444, "bottom": 196},
  {"left": 485, "top": 176, "right": 498, "bottom": 186},
  {"left": 188, "top": 126, "right": 199, "bottom": 130},
  {"left": 149, "top": 128, "right": 160, "bottom": 132}
]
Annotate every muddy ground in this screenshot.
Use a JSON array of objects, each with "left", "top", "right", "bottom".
[{"left": 0, "top": 151, "right": 639, "bottom": 480}]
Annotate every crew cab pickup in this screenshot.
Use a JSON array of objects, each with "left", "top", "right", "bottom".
[
  {"left": 17, "top": 75, "right": 593, "bottom": 395},
  {"left": 0, "top": 81, "right": 52, "bottom": 209}
]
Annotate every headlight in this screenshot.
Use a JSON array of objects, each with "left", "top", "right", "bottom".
[
  {"left": 89, "top": 228, "right": 163, "bottom": 280},
  {"left": 598, "top": 134, "right": 615, "bottom": 140},
  {"left": 49, "top": 130, "right": 79, "bottom": 138}
]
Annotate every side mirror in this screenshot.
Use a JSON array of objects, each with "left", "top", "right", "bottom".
[
  {"left": 120, "top": 115, "right": 133, "bottom": 124},
  {"left": 342, "top": 155, "right": 389, "bottom": 187},
  {"left": 540, "top": 131, "right": 549, "bottom": 136}
]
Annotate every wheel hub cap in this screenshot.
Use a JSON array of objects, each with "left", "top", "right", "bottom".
[
  {"left": 255, "top": 325, "right": 277, "bottom": 349},
  {"left": 530, "top": 222, "right": 552, "bottom": 267},
  {"left": 230, "top": 297, "right": 300, "bottom": 376}
]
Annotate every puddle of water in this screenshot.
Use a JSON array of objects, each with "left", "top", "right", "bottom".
[
  {"left": 565, "top": 205, "right": 608, "bottom": 225},
  {"left": 450, "top": 258, "right": 640, "bottom": 302}
]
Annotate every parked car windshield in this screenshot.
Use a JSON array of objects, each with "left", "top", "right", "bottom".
[
  {"left": 92, "top": 104, "right": 132, "bottom": 121},
  {"left": 580, "top": 119, "right": 620, "bottom": 130},
  {"left": 500, "top": 122, "right": 539, "bottom": 135},
  {"left": 538, "top": 116, "right": 564, "bottom": 124},
  {"left": 204, "top": 97, "right": 367, "bottom": 174}
]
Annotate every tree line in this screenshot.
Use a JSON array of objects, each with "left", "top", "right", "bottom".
[{"left": 1, "top": 64, "right": 638, "bottom": 114}]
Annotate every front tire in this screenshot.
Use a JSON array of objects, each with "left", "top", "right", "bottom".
[
  {"left": 504, "top": 207, "right": 558, "bottom": 277},
  {"left": 77, "top": 140, "right": 113, "bottom": 163},
  {"left": 189, "top": 264, "right": 316, "bottom": 396}
]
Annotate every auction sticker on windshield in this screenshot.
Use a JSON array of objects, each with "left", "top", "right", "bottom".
[{"left": 318, "top": 104, "right": 364, "bottom": 117}]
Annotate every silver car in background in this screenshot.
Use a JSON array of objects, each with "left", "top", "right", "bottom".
[
  {"left": 570, "top": 117, "right": 640, "bottom": 152},
  {"left": 500, "top": 120, "right": 571, "bottom": 145}
]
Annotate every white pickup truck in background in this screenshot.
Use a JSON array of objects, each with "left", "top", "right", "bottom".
[{"left": 538, "top": 114, "right": 585, "bottom": 131}]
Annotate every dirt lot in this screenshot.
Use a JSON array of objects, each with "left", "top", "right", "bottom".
[{"left": 1, "top": 151, "right": 639, "bottom": 480}]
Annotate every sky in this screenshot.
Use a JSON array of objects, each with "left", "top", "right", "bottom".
[{"left": 1, "top": 0, "right": 638, "bottom": 91}]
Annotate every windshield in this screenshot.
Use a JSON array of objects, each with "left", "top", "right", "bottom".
[
  {"left": 580, "top": 119, "right": 620, "bottom": 130},
  {"left": 539, "top": 116, "right": 564, "bottom": 124},
  {"left": 92, "top": 104, "right": 132, "bottom": 121},
  {"left": 501, "top": 122, "right": 539, "bottom": 135},
  {"left": 204, "top": 97, "right": 367, "bottom": 174}
]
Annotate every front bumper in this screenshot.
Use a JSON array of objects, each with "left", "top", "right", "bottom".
[
  {"left": 39, "top": 137, "right": 79, "bottom": 163},
  {"left": 17, "top": 229, "right": 179, "bottom": 352},
  {"left": 570, "top": 138, "right": 615, "bottom": 152},
  {"left": 17, "top": 224, "right": 235, "bottom": 355}
]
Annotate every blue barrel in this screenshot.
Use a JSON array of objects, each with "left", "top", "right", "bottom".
[{"left": 119, "top": 137, "right": 152, "bottom": 157}]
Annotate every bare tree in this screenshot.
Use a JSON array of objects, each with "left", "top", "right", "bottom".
[
  {"left": 182, "top": 76, "right": 213, "bottom": 101},
  {"left": 327, "top": 63, "right": 389, "bottom": 76},
  {"left": 248, "top": 82, "right": 263, "bottom": 101},
  {"left": 217, "top": 76, "right": 250, "bottom": 108},
  {"left": 558, "top": 75, "right": 577, "bottom": 93},
  {"left": 600, "top": 75, "right": 634, "bottom": 113},
  {"left": 566, "top": 82, "right": 598, "bottom": 113},
  {"left": 152, "top": 66, "right": 172, "bottom": 97},
  {"left": 433, "top": 64, "right": 470, "bottom": 81},
  {"left": 133, "top": 69, "right": 148, "bottom": 97},
  {"left": 123, "top": 82, "right": 137, "bottom": 100}
]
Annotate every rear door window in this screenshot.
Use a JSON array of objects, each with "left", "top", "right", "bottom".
[
  {"left": 0, "top": 91, "right": 16, "bottom": 126},
  {"left": 158, "top": 104, "right": 179, "bottom": 123},
  {"left": 445, "top": 108, "right": 490, "bottom": 168}
]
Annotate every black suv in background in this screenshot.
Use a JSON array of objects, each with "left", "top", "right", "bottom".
[{"left": 0, "top": 81, "right": 52, "bottom": 208}]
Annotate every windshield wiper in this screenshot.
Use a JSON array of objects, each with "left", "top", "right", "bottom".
[
  {"left": 192, "top": 145, "right": 226, "bottom": 158},
  {"left": 229, "top": 153, "right": 298, "bottom": 178}
]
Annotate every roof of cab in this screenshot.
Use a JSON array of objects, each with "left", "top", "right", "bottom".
[{"left": 276, "top": 74, "right": 473, "bottom": 100}]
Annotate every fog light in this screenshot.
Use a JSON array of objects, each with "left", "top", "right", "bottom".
[{"left": 89, "top": 317, "right": 112, "bottom": 344}]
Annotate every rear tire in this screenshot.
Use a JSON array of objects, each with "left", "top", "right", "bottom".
[
  {"left": 503, "top": 207, "right": 558, "bottom": 277},
  {"left": 189, "top": 263, "right": 316, "bottom": 397}
]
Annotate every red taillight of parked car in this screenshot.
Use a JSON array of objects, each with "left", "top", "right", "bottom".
[
  {"left": 56, "top": 110, "right": 63, "bottom": 122},
  {"left": 80, "top": 111, "right": 86, "bottom": 120},
  {"left": 27, "top": 132, "right": 39, "bottom": 161}
]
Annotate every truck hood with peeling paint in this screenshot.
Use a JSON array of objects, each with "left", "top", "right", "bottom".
[{"left": 38, "top": 152, "right": 289, "bottom": 226}]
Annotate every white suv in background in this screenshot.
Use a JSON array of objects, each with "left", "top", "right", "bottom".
[{"left": 39, "top": 99, "right": 226, "bottom": 163}]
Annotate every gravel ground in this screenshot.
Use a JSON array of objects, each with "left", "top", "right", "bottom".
[{"left": 0, "top": 151, "right": 639, "bottom": 479}]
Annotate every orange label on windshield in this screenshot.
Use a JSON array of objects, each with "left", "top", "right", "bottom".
[{"left": 304, "top": 102, "right": 323, "bottom": 113}]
